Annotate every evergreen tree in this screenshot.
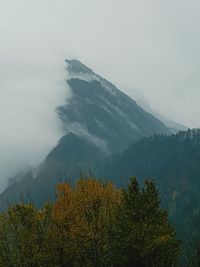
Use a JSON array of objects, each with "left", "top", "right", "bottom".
[{"left": 113, "top": 177, "right": 180, "bottom": 267}]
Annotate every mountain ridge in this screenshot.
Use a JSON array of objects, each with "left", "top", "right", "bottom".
[
  {"left": 0, "top": 59, "right": 172, "bottom": 209},
  {"left": 57, "top": 59, "right": 171, "bottom": 153}
]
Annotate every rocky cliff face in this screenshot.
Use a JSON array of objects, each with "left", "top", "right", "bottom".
[{"left": 57, "top": 59, "right": 171, "bottom": 157}]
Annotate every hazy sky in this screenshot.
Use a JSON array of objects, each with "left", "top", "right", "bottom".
[{"left": 0, "top": 0, "right": 200, "bottom": 188}]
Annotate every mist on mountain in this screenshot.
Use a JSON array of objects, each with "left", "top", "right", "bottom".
[
  {"left": 0, "top": 59, "right": 173, "bottom": 208},
  {"left": 0, "top": 62, "right": 71, "bottom": 191},
  {"left": 132, "top": 94, "right": 188, "bottom": 133}
]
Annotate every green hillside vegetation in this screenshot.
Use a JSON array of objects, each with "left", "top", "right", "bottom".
[{"left": 99, "top": 129, "right": 200, "bottom": 265}]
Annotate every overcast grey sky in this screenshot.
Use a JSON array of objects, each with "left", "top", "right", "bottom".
[{"left": 0, "top": 0, "right": 200, "bottom": 188}]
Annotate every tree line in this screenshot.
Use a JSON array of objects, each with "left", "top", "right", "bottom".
[{"left": 0, "top": 176, "right": 180, "bottom": 267}]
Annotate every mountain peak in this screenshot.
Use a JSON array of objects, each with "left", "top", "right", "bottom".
[
  {"left": 65, "top": 59, "right": 94, "bottom": 75},
  {"left": 58, "top": 60, "right": 171, "bottom": 155}
]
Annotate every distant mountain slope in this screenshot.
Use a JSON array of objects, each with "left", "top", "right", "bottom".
[
  {"left": 101, "top": 129, "right": 200, "bottom": 202},
  {"left": 160, "top": 117, "right": 188, "bottom": 134},
  {"left": 57, "top": 59, "right": 171, "bottom": 154},
  {"left": 98, "top": 128, "right": 200, "bottom": 259},
  {"left": 0, "top": 59, "right": 171, "bottom": 210}
]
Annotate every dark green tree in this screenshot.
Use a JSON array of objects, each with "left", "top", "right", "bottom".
[{"left": 113, "top": 177, "right": 180, "bottom": 267}]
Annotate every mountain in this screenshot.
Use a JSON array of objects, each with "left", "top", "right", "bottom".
[
  {"left": 160, "top": 117, "right": 188, "bottom": 134},
  {"left": 0, "top": 59, "right": 171, "bottom": 210},
  {"left": 100, "top": 129, "right": 200, "bottom": 206},
  {"left": 57, "top": 59, "right": 171, "bottom": 154},
  {"left": 98, "top": 128, "right": 200, "bottom": 257}
]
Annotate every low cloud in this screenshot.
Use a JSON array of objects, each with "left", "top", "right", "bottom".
[{"left": 0, "top": 60, "right": 70, "bottom": 191}]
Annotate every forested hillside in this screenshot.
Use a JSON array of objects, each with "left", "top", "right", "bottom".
[{"left": 99, "top": 128, "right": 200, "bottom": 263}]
